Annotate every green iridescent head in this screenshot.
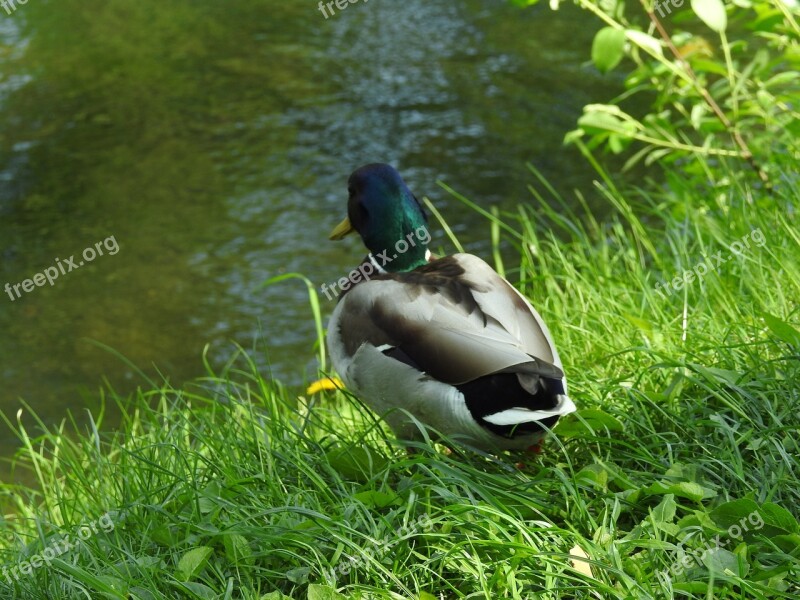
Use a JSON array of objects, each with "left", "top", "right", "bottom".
[{"left": 329, "top": 163, "right": 430, "bottom": 273}]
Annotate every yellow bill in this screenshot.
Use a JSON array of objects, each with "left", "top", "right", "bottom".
[{"left": 329, "top": 216, "right": 355, "bottom": 240}]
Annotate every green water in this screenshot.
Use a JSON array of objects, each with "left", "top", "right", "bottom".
[{"left": 0, "top": 0, "right": 624, "bottom": 467}]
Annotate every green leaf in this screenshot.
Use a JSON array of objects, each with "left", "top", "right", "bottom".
[
  {"left": 764, "top": 71, "right": 799, "bottom": 88},
  {"left": 624, "top": 313, "right": 654, "bottom": 332},
  {"left": 691, "top": 58, "right": 729, "bottom": 76},
  {"left": 701, "top": 367, "right": 742, "bottom": 386},
  {"left": 616, "top": 488, "right": 642, "bottom": 504},
  {"left": 564, "top": 128, "right": 585, "bottom": 144},
  {"left": 353, "top": 489, "right": 401, "bottom": 509},
  {"left": 760, "top": 502, "right": 800, "bottom": 534},
  {"left": 325, "top": 445, "right": 389, "bottom": 482},
  {"left": 608, "top": 133, "right": 629, "bottom": 154},
  {"left": 663, "top": 462, "right": 701, "bottom": 482},
  {"left": 93, "top": 576, "right": 129, "bottom": 594},
  {"left": 597, "top": 461, "right": 638, "bottom": 491},
  {"left": 702, "top": 548, "right": 746, "bottom": 577},
  {"left": 576, "top": 464, "right": 609, "bottom": 489},
  {"left": 678, "top": 509, "right": 722, "bottom": 533},
  {"left": 652, "top": 493, "right": 677, "bottom": 524},
  {"left": 761, "top": 312, "right": 800, "bottom": 347},
  {"left": 644, "top": 148, "right": 673, "bottom": 166},
  {"left": 223, "top": 533, "right": 253, "bottom": 565},
  {"left": 625, "top": 29, "right": 663, "bottom": 57},
  {"left": 709, "top": 499, "right": 799, "bottom": 541},
  {"left": 307, "top": 584, "right": 348, "bottom": 600},
  {"left": 598, "top": 0, "right": 625, "bottom": 18},
  {"left": 592, "top": 27, "right": 626, "bottom": 73},
  {"left": 149, "top": 523, "right": 178, "bottom": 546},
  {"left": 577, "top": 111, "right": 625, "bottom": 134},
  {"left": 690, "top": 104, "right": 706, "bottom": 129},
  {"left": 176, "top": 546, "right": 213, "bottom": 582},
  {"left": 171, "top": 581, "right": 218, "bottom": 600},
  {"left": 670, "top": 481, "right": 716, "bottom": 502},
  {"left": 691, "top": 0, "right": 728, "bottom": 32},
  {"left": 710, "top": 499, "right": 760, "bottom": 527},
  {"left": 554, "top": 408, "right": 624, "bottom": 438},
  {"left": 646, "top": 480, "right": 715, "bottom": 502},
  {"left": 260, "top": 593, "right": 285, "bottom": 600},
  {"left": 286, "top": 566, "right": 311, "bottom": 585},
  {"left": 756, "top": 90, "right": 774, "bottom": 110}
]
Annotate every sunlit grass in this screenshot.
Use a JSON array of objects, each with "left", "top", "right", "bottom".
[{"left": 0, "top": 157, "right": 798, "bottom": 599}]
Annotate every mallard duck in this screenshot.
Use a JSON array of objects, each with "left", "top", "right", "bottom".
[{"left": 326, "top": 164, "right": 575, "bottom": 452}]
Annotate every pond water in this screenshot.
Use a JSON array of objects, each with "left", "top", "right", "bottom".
[{"left": 0, "top": 0, "right": 625, "bottom": 471}]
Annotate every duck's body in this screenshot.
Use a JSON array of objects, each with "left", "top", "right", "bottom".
[{"left": 326, "top": 164, "right": 575, "bottom": 452}]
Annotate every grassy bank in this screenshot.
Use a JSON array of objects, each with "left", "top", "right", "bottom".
[{"left": 1, "top": 157, "right": 799, "bottom": 599}]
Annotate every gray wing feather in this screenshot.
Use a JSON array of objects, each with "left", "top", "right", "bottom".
[{"left": 335, "top": 253, "right": 563, "bottom": 385}]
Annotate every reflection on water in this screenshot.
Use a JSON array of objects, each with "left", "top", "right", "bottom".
[{"left": 0, "top": 0, "right": 626, "bottom": 469}]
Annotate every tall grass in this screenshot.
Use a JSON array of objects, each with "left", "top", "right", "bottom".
[{"left": 0, "top": 156, "right": 798, "bottom": 599}]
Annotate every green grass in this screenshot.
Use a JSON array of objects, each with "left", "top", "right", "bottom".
[{"left": 1, "top": 156, "right": 799, "bottom": 599}]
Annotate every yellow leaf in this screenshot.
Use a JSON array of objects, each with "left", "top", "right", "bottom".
[
  {"left": 306, "top": 376, "right": 345, "bottom": 395},
  {"left": 569, "top": 544, "right": 595, "bottom": 578}
]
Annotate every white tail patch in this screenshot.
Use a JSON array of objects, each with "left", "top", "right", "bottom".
[{"left": 483, "top": 395, "right": 576, "bottom": 426}]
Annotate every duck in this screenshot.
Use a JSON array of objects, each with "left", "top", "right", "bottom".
[{"left": 325, "top": 163, "right": 575, "bottom": 452}]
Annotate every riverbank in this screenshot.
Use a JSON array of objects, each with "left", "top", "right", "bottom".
[{"left": 1, "top": 155, "right": 798, "bottom": 598}]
